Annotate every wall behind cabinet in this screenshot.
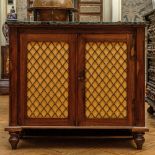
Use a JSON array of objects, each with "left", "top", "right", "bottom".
[
  {"left": 16, "top": 0, "right": 27, "bottom": 20},
  {"left": 122, "top": 0, "right": 153, "bottom": 22}
]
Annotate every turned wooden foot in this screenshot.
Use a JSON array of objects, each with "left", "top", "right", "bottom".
[
  {"left": 5, "top": 127, "right": 22, "bottom": 150},
  {"left": 9, "top": 132, "right": 20, "bottom": 150},
  {"left": 147, "top": 106, "right": 155, "bottom": 115},
  {"left": 133, "top": 133, "right": 145, "bottom": 150}
]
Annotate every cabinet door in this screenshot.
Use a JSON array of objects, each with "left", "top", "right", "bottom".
[
  {"left": 78, "top": 34, "right": 135, "bottom": 126},
  {"left": 19, "top": 34, "right": 76, "bottom": 126}
]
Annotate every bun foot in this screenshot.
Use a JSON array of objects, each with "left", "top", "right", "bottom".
[
  {"left": 147, "top": 106, "right": 154, "bottom": 115},
  {"left": 133, "top": 133, "right": 145, "bottom": 150},
  {"left": 9, "top": 132, "right": 20, "bottom": 150}
]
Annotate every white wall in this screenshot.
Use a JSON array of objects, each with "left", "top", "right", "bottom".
[
  {"left": 103, "top": 0, "right": 121, "bottom": 22},
  {"left": 152, "top": 0, "right": 155, "bottom": 9},
  {"left": 103, "top": 0, "right": 112, "bottom": 22},
  {"left": 112, "top": 0, "right": 122, "bottom": 22}
]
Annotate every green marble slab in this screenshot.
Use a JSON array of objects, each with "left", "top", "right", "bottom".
[{"left": 6, "top": 20, "right": 146, "bottom": 26}]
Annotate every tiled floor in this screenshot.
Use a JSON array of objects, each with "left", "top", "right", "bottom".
[{"left": 0, "top": 96, "right": 155, "bottom": 155}]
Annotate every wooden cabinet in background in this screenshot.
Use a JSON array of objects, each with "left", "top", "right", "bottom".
[
  {"left": 27, "top": 0, "right": 34, "bottom": 20},
  {"left": 5, "top": 22, "right": 148, "bottom": 150},
  {"left": 27, "top": 0, "right": 103, "bottom": 22},
  {"left": 144, "top": 10, "right": 155, "bottom": 114},
  {"left": 1, "top": 45, "right": 9, "bottom": 79},
  {"left": 0, "top": 46, "right": 9, "bottom": 95}
]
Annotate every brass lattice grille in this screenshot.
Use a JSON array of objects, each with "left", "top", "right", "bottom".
[
  {"left": 27, "top": 41, "right": 69, "bottom": 118},
  {"left": 85, "top": 42, "right": 127, "bottom": 119}
]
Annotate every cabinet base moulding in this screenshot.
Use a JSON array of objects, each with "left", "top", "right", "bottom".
[{"left": 5, "top": 126, "right": 149, "bottom": 150}]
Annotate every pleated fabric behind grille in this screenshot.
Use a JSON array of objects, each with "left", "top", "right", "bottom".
[
  {"left": 85, "top": 42, "right": 127, "bottom": 119},
  {"left": 27, "top": 41, "right": 69, "bottom": 118}
]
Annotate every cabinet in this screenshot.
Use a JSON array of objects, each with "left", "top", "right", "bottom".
[
  {"left": 144, "top": 10, "right": 155, "bottom": 114},
  {"left": 5, "top": 21, "right": 148, "bottom": 150}
]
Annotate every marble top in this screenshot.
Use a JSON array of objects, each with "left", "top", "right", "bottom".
[{"left": 6, "top": 20, "right": 146, "bottom": 26}]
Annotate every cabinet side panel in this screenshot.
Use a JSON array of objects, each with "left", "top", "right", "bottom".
[
  {"left": 135, "top": 27, "right": 145, "bottom": 126},
  {"left": 9, "top": 27, "right": 18, "bottom": 126}
]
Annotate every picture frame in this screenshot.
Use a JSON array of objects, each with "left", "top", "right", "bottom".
[{"left": 8, "top": 0, "right": 13, "bottom": 5}]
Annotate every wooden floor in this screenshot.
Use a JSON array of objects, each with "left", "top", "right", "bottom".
[{"left": 0, "top": 96, "right": 155, "bottom": 155}]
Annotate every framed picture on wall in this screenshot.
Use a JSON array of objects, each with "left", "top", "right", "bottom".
[{"left": 8, "top": 0, "right": 13, "bottom": 5}]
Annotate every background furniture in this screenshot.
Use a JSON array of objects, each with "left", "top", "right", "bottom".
[
  {"left": 29, "top": 0, "right": 76, "bottom": 21},
  {"left": 144, "top": 10, "right": 155, "bottom": 114},
  {"left": 0, "top": 23, "right": 10, "bottom": 95},
  {"left": 0, "top": 46, "right": 9, "bottom": 95},
  {"left": 5, "top": 21, "right": 148, "bottom": 150},
  {"left": 27, "top": 0, "right": 34, "bottom": 20},
  {"left": 1, "top": 45, "right": 9, "bottom": 79},
  {"left": 27, "top": 0, "right": 103, "bottom": 22},
  {"left": 78, "top": 0, "right": 103, "bottom": 22}
]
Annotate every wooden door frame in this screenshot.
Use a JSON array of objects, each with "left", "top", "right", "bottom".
[
  {"left": 77, "top": 33, "right": 135, "bottom": 126},
  {"left": 19, "top": 33, "right": 76, "bottom": 126}
]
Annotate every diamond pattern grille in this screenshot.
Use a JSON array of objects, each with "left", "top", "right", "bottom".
[
  {"left": 27, "top": 41, "right": 69, "bottom": 118},
  {"left": 85, "top": 42, "right": 127, "bottom": 119}
]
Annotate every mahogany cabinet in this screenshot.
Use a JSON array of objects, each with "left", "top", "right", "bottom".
[{"left": 5, "top": 21, "right": 148, "bottom": 150}]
